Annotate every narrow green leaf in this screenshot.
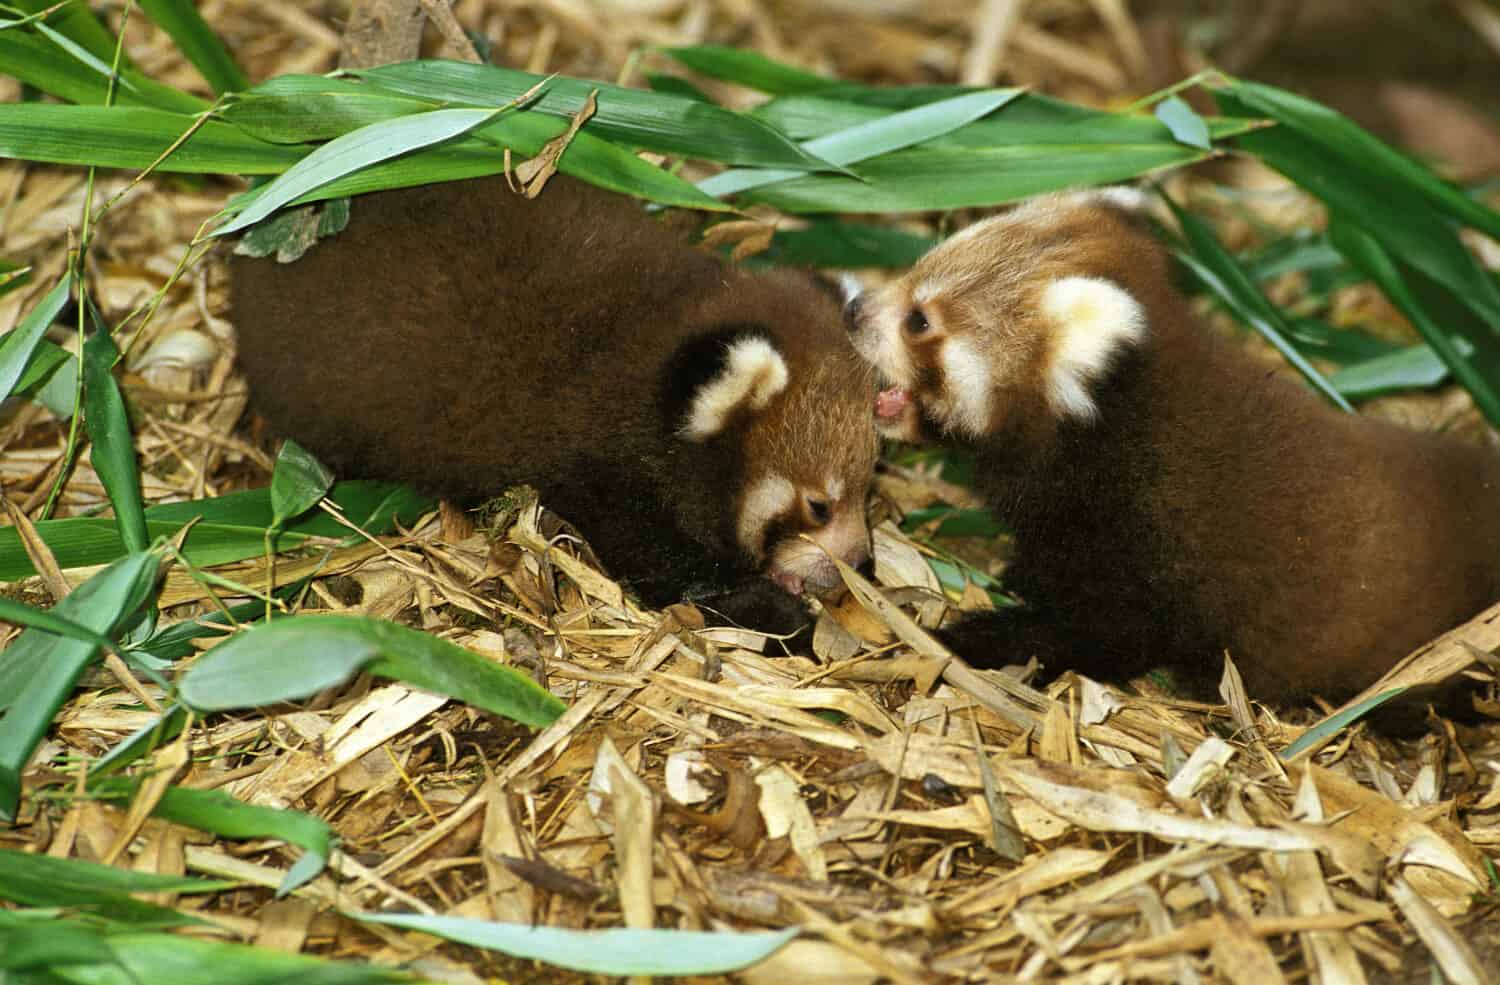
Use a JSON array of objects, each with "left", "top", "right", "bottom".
[
  {"left": 744, "top": 142, "right": 1208, "bottom": 213},
  {"left": 0, "top": 104, "right": 306, "bottom": 173},
  {"left": 93, "top": 781, "right": 331, "bottom": 896},
  {"left": 644, "top": 72, "right": 714, "bottom": 102},
  {"left": 10, "top": 336, "right": 71, "bottom": 397},
  {"left": 356, "top": 59, "right": 836, "bottom": 170},
  {"left": 269, "top": 440, "right": 334, "bottom": 529},
  {"left": 1153, "top": 95, "right": 1212, "bottom": 150},
  {"left": 221, "top": 77, "right": 432, "bottom": 143},
  {"left": 0, "top": 848, "right": 235, "bottom": 906},
  {"left": 1279, "top": 688, "right": 1409, "bottom": 760},
  {"left": 357, "top": 913, "right": 799, "bottom": 976},
  {"left": 179, "top": 615, "right": 565, "bottom": 728},
  {"left": 0, "top": 552, "right": 163, "bottom": 820},
  {"left": 1216, "top": 88, "right": 1500, "bottom": 345},
  {"left": 699, "top": 88, "right": 1021, "bottom": 199},
  {"left": 0, "top": 597, "right": 118, "bottom": 652},
  {"left": 214, "top": 107, "right": 506, "bottom": 236},
  {"left": 761, "top": 219, "right": 937, "bottom": 269},
  {"left": 1330, "top": 344, "right": 1449, "bottom": 399},
  {"left": 660, "top": 44, "right": 839, "bottom": 95},
  {"left": 1328, "top": 219, "right": 1500, "bottom": 426},
  {"left": 0, "top": 273, "right": 70, "bottom": 402},
  {"left": 0, "top": 480, "right": 434, "bottom": 582},
  {"left": 91, "top": 703, "right": 190, "bottom": 778},
  {"left": 5, "top": 0, "right": 130, "bottom": 72},
  {"left": 1163, "top": 193, "right": 1354, "bottom": 412},
  {"left": 138, "top": 0, "right": 249, "bottom": 95},
  {"left": 1221, "top": 78, "right": 1500, "bottom": 241},
  {"left": 82, "top": 326, "right": 149, "bottom": 554},
  {"left": 38, "top": 931, "right": 418, "bottom": 984}
]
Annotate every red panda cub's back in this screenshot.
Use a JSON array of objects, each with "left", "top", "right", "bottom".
[
  {"left": 231, "top": 175, "right": 878, "bottom": 632},
  {"left": 846, "top": 194, "right": 1500, "bottom": 702}
]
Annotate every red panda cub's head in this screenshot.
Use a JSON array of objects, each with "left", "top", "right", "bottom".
[
  {"left": 844, "top": 192, "right": 1157, "bottom": 448},
  {"left": 674, "top": 321, "right": 878, "bottom": 600}
]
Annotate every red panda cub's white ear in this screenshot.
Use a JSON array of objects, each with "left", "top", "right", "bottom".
[
  {"left": 1038, "top": 276, "right": 1146, "bottom": 422},
  {"left": 677, "top": 332, "right": 790, "bottom": 441}
]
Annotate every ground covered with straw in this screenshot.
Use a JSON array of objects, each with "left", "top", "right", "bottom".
[{"left": 3, "top": 1, "right": 1500, "bottom": 983}]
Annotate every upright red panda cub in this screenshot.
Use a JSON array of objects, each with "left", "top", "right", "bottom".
[
  {"left": 231, "top": 175, "right": 877, "bottom": 633},
  {"left": 846, "top": 193, "right": 1500, "bottom": 703}
]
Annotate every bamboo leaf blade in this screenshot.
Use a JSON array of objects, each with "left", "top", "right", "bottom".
[
  {"left": 213, "top": 107, "right": 508, "bottom": 236},
  {"left": 179, "top": 615, "right": 566, "bottom": 728},
  {"left": 138, "top": 0, "right": 249, "bottom": 96},
  {"left": 742, "top": 142, "right": 1210, "bottom": 213},
  {"left": 699, "top": 88, "right": 1022, "bottom": 199},
  {"left": 355, "top": 59, "right": 837, "bottom": 170},
  {"left": 660, "top": 44, "right": 839, "bottom": 95},
  {"left": 0, "top": 104, "right": 306, "bottom": 173},
  {"left": 82, "top": 328, "right": 149, "bottom": 555},
  {"left": 0, "top": 274, "right": 71, "bottom": 402}
]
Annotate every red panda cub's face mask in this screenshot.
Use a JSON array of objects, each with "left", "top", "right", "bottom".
[
  {"left": 679, "top": 332, "right": 877, "bottom": 600},
  {"left": 843, "top": 195, "right": 1151, "bottom": 444}
]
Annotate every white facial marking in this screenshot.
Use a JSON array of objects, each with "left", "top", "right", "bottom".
[
  {"left": 853, "top": 293, "right": 917, "bottom": 388},
  {"left": 1039, "top": 275, "right": 1146, "bottom": 421},
  {"left": 937, "top": 335, "right": 993, "bottom": 436},
  {"left": 681, "top": 337, "right": 789, "bottom": 441},
  {"left": 737, "top": 473, "right": 796, "bottom": 558},
  {"left": 826, "top": 478, "right": 845, "bottom": 502}
]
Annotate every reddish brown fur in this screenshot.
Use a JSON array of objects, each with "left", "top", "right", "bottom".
[
  {"left": 231, "top": 175, "right": 876, "bottom": 630},
  {"left": 851, "top": 199, "right": 1500, "bottom": 703}
]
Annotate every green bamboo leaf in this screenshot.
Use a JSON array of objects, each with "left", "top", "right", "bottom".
[
  {"left": 1221, "top": 78, "right": 1500, "bottom": 241},
  {"left": 1153, "top": 95, "right": 1212, "bottom": 150},
  {"left": 0, "top": 481, "right": 434, "bottom": 582},
  {"left": 1329, "top": 344, "right": 1449, "bottom": 399},
  {"left": 356, "top": 59, "right": 835, "bottom": 170},
  {"left": 0, "top": 597, "right": 119, "bottom": 652},
  {"left": 0, "top": 273, "right": 70, "bottom": 402},
  {"left": 221, "top": 77, "right": 433, "bottom": 143},
  {"left": 699, "top": 88, "right": 1021, "bottom": 198},
  {"left": 660, "top": 44, "right": 838, "bottom": 95},
  {"left": 5, "top": 0, "right": 130, "bottom": 71},
  {"left": 1216, "top": 88, "right": 1500, "bottom": 344},
  {"left": 1279, "top": 688, "right": 1409, "bottom": 760},
  {"left": 93, "top": 781, "right": 331, "bottom": 896},
  {"left": 0, "top": 550, "right": 162, "bottom": 821},
  {"left": 91, "top": 703, "right": 190, "bottom": 778},
  {"left": 269, "top": 440, "right": 334, "bottom": 529},
  {"left": 1162, "top": 193, "right": 1353, "bottom": 412},
  {"left": 82, "top": 326, "right": 148, "bottom": 554},
  {"left": 10, "top": 336, "right": 70, "bottom": 397},
  {"left": 254, "top": 115, "right": 730, "bottom": 213},
  {"left": 742, "top": 142, "right": 1208, "bottom": 213},
  {"left": 0, "top": 104, "right": 306, "bottom": 173},
  {"left": 1328, "top": 218, "right": 1500, "bottom": 426},
  {"left": 761, "top": 219, "right": 937, "bottom": 268},
  {"left": 0, "top": 848, "right": 235, "bottom": 906},
  {"left": 138, "top": 0, "right": 249, "bottom": 95},
  {"left": 357, "top": 913, "right": 798, "bottom": 976},
  {"left": 644, "top": 72, "right": 715, "bottom": 102},
  {"left": 214, "top": 107, "right": 507, "bottom": 236},
  {"left": 180, "top": 615, "right": 565, "bottom": 728}
]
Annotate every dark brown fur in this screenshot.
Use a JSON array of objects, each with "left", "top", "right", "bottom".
[
  {"left": 852, "top": 199, "right": 1500, "bottom": 703},
  {"left": 230, "top": 176, "right": 876, "bottom": 631}
]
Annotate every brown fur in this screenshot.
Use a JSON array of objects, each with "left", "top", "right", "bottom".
[
  {"left": 848, "top": 197, "right": 1500, "bottom": 703},
  {"left": 230, "top": 175, "right": 877, "bottom": 631}
]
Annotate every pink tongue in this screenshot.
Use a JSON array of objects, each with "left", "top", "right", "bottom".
[{"left": 875, "top": 386, "right": 911, "bottom": 421}]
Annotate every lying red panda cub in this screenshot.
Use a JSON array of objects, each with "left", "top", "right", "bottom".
[
  {"left": 846, "top": 193, "right": 1500, "bottom": 703},
  {"left": 231, "top": 176, "right": 877, "bottom": 633}
]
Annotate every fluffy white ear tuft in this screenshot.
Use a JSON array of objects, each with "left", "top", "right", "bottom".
[
  {"left": 681, "top": 337, "right": 789, "bottom": 440},
  {"left": 1039, "top": 275, "right": 1146, "bottom": 421}
]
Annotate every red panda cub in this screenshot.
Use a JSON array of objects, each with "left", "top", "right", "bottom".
[
  {"left": 231, "top": 175, "right": 877, "bottom": 633},
  {"left": 845, "top": 193, "right": 1500, "bottom": 703}
]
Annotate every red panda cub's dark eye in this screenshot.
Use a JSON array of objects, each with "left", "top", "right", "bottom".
[
  {"left": 904, "top": 308, "right": 930, "bottom": 336},
  {"left": 806, "top": 497, "right": 831, "bottom": 527}
]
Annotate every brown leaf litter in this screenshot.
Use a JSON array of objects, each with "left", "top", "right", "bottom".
[{"left": 3, "top": 2, "right": 1500, "bottom": 983}]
